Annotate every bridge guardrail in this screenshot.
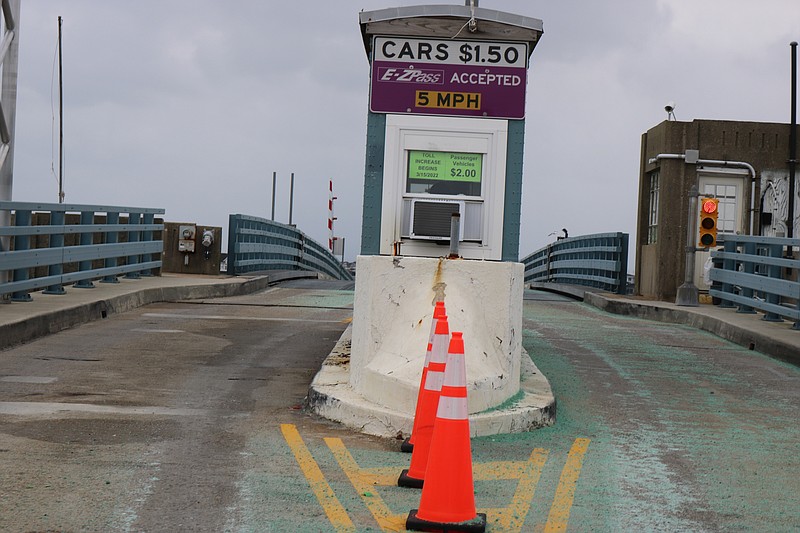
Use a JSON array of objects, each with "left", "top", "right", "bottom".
[
  {"left": 710, "top": 235, "right": 800, "bottom": 328},
  {"left": 521, "top": 232, "right": 629, "bottom": 295},
  {"left": 0, "top": 201, "right": 164, "bottom": 301},
  {"left": 227, "top": 214, "right": 353, "bottom": 281}
]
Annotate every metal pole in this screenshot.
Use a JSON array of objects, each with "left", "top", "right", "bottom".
[
  {"left": 58, "top": 16, "right": 64, "bottom": 203},
  {"left": 788, "top": 42, "right": 798, "bottom": 251},
  {"left": 676, "top": 184, "right": 699, "bottom": 306},
  {"left": 0, "top": 0, "right": 21, "bottom": 297},
  {"left": 448, "top": 212, "right": 461, "bottom": 258},
  {"left": 271, "top": 171, "right": 276, "bottom": 221},
  {"left": 289, "top": 172, "right": 294, "bottom": 225}
]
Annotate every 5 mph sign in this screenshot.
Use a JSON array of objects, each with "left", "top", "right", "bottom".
[{"left": 370, "top": 36, "right": 528, "bottom": 119}]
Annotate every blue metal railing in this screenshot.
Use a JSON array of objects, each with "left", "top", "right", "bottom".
[
  {"left": 227, "top": 214, "right": 353, "bottom": 281},
  {"left": 709, "top": 235, "right": 800, "bottom": 328},
  {"left": 0, "top": 201, "right": 164, "bottom": 300},
  {"left": 521, "top": 232, "right": 629, "bottom": 295}
]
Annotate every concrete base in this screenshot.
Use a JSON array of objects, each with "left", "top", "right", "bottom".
[{"left": 307, "top": 325, "right": 556, "bottom": 438}]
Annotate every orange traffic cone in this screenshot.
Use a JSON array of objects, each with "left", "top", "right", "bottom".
[
  {"left": 398, "top": 315, "right": 449, "bottom": 488},
  {"left": 406, "top": 332, "right": 486, "bottom": 533},
  {"left": 402, "top": 300, "right": 447, "bottom": 453}
]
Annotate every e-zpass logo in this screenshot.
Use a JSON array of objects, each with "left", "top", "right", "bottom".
[{"left": 378, "top": 67, "right": 443, "bottom": 84}]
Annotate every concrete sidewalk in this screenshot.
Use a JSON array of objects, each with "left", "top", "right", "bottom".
[
  {"left": 533, "top": 282, "right": 800, "bottom": 366},
  {"left": 0, "top": 271, "right": 317, "bottom": 351}
]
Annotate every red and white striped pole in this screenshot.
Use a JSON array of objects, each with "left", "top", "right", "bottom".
[{"left": 328, "top": 180, "right": 337, "bottom": 252}]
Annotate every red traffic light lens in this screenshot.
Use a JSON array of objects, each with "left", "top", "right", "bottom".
[{"left": 702, "top": 199, "right": 718, "bottom": 214}]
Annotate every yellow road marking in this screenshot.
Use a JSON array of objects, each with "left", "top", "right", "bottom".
[
  {"left": 325, "top": 437, "right": 408, "bottom": 532},
  {"left": 544, "top": 438, "right": 591, "bottom": 533},
  {"left": 327, "top": 437, "right": 551, "bottom": 533},
  {"left": 341, "top": 317, "right": 353, "bottom": 324},
  {"left": 491, "top": 448, "right": 549, "bottom": 531},
  {"left": 280, "top": 424, "right": 355, "bottom": 533}
]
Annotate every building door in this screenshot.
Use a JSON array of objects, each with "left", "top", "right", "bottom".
[{"left": 694, "top": 171, "right": 748, "bottom": 289}]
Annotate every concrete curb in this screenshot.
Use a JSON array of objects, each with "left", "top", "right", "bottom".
[
  {"left": 584, "top": 292, "right": 800, "bottom": 366},
  {"left": 0, "top": 271, "right": 317, "bottom": 351},
  {"left": 307, "top": 324, "right": 557, "bottom": 439}
]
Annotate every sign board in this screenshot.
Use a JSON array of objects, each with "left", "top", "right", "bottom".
[
  {"left": 370, "top": 37, "right": 528, "bottom": 119},
  {"left": 408, "top": 150, "right": 482, "bottom": 183}
]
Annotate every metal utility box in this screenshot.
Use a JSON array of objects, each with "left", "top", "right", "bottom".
[{"left": 162, "top": 222, "right": 222, "bottom": 275}]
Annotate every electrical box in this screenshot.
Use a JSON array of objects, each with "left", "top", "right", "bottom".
[
  {"left": 178, "top": 225, "right": 196, "bottom": 253},
  {"left": 162, "top": 222, "right": 222, "bottom": 275}
]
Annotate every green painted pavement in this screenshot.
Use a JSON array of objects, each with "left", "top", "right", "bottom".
[{"left": 518, "top": 297, "right": 800, "bottom": 532}]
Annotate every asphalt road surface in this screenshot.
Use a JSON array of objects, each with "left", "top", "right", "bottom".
[{"left": 1, "top": 283, "right": 798, "bottom": 532}]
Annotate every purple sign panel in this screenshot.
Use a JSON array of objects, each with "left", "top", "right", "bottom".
[{"left": 370, "top": 37, "right": 528, "bottom": 119}]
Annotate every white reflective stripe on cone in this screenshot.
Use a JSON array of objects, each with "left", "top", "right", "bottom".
[
  {"left": 429, "top": 336, "right": 449, "bottom": 363},
  {"left": 436, "top": 396, "right": 468, "bottom": 420},
  {"left": 424, "top": 371, "right": 445, "bottom": 391},
  {"left": 442, "top": 355, "right": 465, "bottom": 388}
]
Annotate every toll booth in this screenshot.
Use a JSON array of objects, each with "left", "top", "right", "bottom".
[
  {"left": 310, "top": 5, "right": 548, "bottom": 439},
  {"left": 358, "top": 5, "right": 543, "bottom": 261}
]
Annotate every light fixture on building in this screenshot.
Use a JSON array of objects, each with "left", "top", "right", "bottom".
[{"left": 665, "top": 101, "right": 677, "bottom": 121}]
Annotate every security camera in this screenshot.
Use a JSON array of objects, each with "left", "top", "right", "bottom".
[{"left": 665, "top": 101, "right": 675, "bottom": 113}]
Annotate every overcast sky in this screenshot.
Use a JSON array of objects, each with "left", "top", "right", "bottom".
[{"left": 10, "top": 1, "right": 800, "bottom": 266}]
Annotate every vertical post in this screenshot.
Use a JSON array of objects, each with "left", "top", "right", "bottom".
[
  {"left": 57, "top": 16, "right": 64, "bottom": 203},
  {"left": 788, "top": 42, "right": 797, "bottom": 253},
  {"left": 718, "top": 239, "right": 737, "bottom": 309},
  {"left": 101, "top": 211, "right": 120, "bottom": 283},
  {"left": 737, "top": 241, "right": 757, "bottom": 314},
  {"left": 140, "top": 212, "right": 155, "bottom": 276},
  {"left": 124, "top": 212, "right": 141, "bottom": 279},
  {"left": 271, "top": 171, "right": 276, "bottom": 221},
  {"left": 227, "top": 214, "right": 238, "bottom": 276},
  {"left": 617, "top": 232, "right": 629, "bottom": 295},
  {"left": 0, "top": 0, "right": 22, "bottom": 294},
  {"left": 328, "top": 179, "right": 335, "bottom": 252},
  {"left": 74, "top": 210, "right": 96, "bottom": 288},
  {"left": 448, "top": 212, "right": 461, "bottom": 258},
  {"left": 676, "top": 185, "right": 699, "bottom": 306},
  {"left": 10, "top": 208, "right": 32, "bottom": 301},
  {"left": 43, "top": 209, "right": 66, "bottom": 294},
  {"left": 289, "top": 172, "right": 295, "bottom": 225},
  {"left": 763, "top": 243, "right": 784, "bottom": 322}
]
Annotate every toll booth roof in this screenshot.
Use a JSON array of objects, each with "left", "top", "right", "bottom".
[{"left": 359, "top": 4, "right": 543, "bottom": 60}]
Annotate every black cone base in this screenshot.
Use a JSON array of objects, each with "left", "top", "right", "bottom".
[
  {"left": 406, "top": 509, "right": 487, "bottom": 532},
  {"left": 397, "top": 468, "right": 424, "bottom": 488},
  {"left": 400, "top": 438, "right": 414, "bottom": 453}
]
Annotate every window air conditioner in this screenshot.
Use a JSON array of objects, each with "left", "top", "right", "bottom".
[{"left": 409, "top": 199, "right": 464, "bottom": 241}]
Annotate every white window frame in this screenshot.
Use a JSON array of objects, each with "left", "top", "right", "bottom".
[{"left": 380, "top": 114, "right": 508, "bottom": 260}]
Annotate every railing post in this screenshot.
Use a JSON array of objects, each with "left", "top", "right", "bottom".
[
  {"left": 125, "top": 212, "right": 141, "bottom": 279},
  {"left": 140, "top": 212, "right": 155, "bottom": 276},
  {"left": 101, "top": 211, "right": 120, "bottom": 283},
  {"left": 10, "top": 208, "right": 32, "bottom": 301},
  {"left": 43, "top": 209, "right": 66, "bottom": 294},
  {"left": 736, "top": 241, "right": 757, "bottom": 314},
  {"left": 227, "top": 214, "right": 238, "bottom": 276},
  {"left": 761, "top": 244, "right": 785, "bottom": 322},
  {"left": 616, "top": 233, "right": 629, "bottom": 294},
  {"left": 42, "top": 211, "right": 67, "bottom": 294},
  {"left": 718, "top": 239, "right": 737, "bottom": 309},
  {"left": 74, "top": 210, "right": 96, "bottom": 288}
]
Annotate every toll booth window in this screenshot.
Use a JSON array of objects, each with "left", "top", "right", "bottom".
[{"left": 406, "top": 150, "right": 482, "bottom": 197}]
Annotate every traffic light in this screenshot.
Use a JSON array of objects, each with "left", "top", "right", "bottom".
[{"left": 698, "top": 197, "right": 719, "bottom": 248}]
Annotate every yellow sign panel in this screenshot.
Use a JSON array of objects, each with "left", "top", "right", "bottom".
[{"left": 416, "top": 90, "right": 481, "bottom": 110}]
